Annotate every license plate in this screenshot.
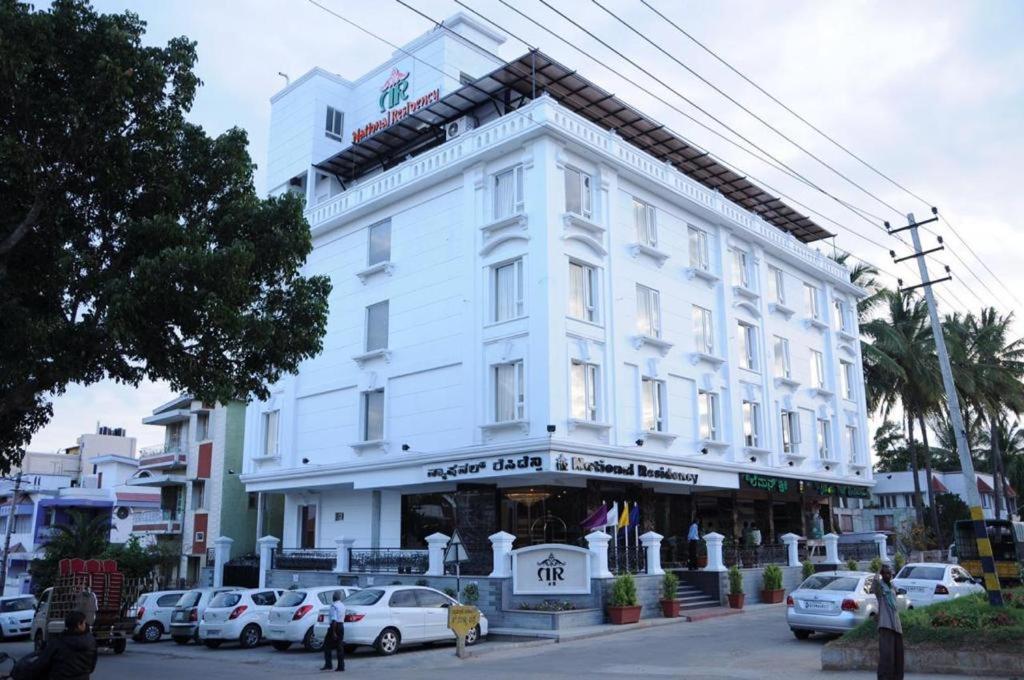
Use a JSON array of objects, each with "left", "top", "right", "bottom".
[
  {"left": 803, "top": 600, "right": 832, "bottom": 611},
  {"left": 269, "top": 627, "right": 284, "bottom": 636},
  {"left": 909, "top": 586, "right": 928, "bottom": 592},
  {"left": 206, "top": 629, "right": 221, "bottom": 637}
]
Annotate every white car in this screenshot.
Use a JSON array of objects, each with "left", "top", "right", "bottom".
[
  {"left": 0, "top": 596, "right": 36, "bottom": 639},
  {"left": 169, "top": 587, "right": 239, "bottom": 644},
  {"left": 313, "top": 586, "right": 488, "bottom": 656},
  {"left": 132, "top": 590, "right": 187, "bottom": 643},
  {"left": 198, "top": 588, "right": 282, "bottom": 649},
  {"left": 787, "top": 571, "right": 910, "bottom": 639},
  {"left": 893, "top": 562, "right": 984, "bottom": 607},
  {"left": 266, "top": 586, "right": 360, "bottom": 652}
]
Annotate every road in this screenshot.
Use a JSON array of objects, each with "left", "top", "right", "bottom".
[{"left": 0, "top": 607, "right": 975, "bottom": 679}]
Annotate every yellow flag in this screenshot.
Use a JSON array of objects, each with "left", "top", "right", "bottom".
[{"left": 617, "top": 501, "right": 630, "bottom": 528}]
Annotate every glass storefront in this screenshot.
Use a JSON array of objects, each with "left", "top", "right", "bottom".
[{"left": 401, "top": 493, "right": 456, "bottom": 549}]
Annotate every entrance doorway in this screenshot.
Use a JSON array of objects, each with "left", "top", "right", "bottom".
[{"left": 299, "top": 504, "right": 317, "bottom": 548}]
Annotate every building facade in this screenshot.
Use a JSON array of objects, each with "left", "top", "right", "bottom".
[{"left": 240, "top": 15, "right": 872, "bottom": 572}]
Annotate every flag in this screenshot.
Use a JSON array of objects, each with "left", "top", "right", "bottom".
[
  {"left": 580, "top": 503, "right": 607, "bottom": 531},
  {"left": 605, "top": 502, "right": 618, "bottom": 528},
  {"left": 617, "top": 501, "right": 630, "bottom": 529},
  {"left": 629, "top": 503, "right": 640, "bottom": 527}
]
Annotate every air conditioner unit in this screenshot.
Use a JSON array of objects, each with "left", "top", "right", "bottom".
[{"left": 445, "top": 116, "right": 478, "bottom": 140}]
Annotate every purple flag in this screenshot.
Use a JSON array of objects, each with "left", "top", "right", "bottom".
[{"left": 580, "top": 503, "right": 608, "bottom": 531}]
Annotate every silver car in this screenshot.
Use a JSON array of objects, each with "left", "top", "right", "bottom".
[
  {"left": 169, "top": 587, "right": 238, "bottom": 644},
  {"left": 786, "top": 571, "right": 909, "bottom": 639}
]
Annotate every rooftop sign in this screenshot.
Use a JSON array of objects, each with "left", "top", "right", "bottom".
[{"left": 352, "top": 67, "right": 441, "bottom": 144}]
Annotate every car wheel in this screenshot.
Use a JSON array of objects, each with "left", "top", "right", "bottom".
[
  {"left": 33, "top": 631, "right": 44, "bottom": 653},
  {"left": 271, "top": 640, "right": 292, "bottom": 651},
  {"left": 172, "top": 636, "right": 190, "bottom": 645},
  {"left": 204, "top": 639, "right": 223, "bottom": 649},
  {"left": 464, "top": 625, "right": 480, "bottom": 646},
  {"left": 141, "top": 621, "right": 163, "bottom": 643},
  {"left": 239, "top": 623, "right": 261, "bottom": 649},
  {"left": 793, "top": 629, "right": 812, "bottom": 640},
  {"left": 112, "top": 638, "right": 127, "bottom": 654},
  {"left": 374, "top": 627, "right": 401, "bottom": 656},
  {"left": 303, "top": 627, "right": 324, "bottom": 652}
]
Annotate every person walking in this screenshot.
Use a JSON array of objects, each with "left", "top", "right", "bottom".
[
  {"left": 321, "top": 591, "right": 346, "bottom": 672},
  {"left": 687, "top": 516, "right": 701, "bottom": 570},
  {"left": 750, "top": 524, "right": 763, "bottom": 566},
  {"left": 871, "top": 564, "right": 904, "bottom": 680},
  {"left": 38, "top": 610, "right": 97, "bottom": 680},
  {"left": 75, "top": 585, "right": 98, "bottom": 628}
]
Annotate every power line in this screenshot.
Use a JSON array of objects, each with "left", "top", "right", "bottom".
[{"left": 938, "top": 214, "right": 1024, "bottom": 309}]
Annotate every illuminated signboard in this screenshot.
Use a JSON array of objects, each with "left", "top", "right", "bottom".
[{"left": 352, "top": 68, "right": 441, "bottom": 144}]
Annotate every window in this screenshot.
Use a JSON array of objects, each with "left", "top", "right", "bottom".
[
  {"left": 262, "top": 410, "right": 279, "bottom": 458},
  {"left": 564, "top": 167, "right": 592, "bottom": 219},
  {"left": 817, "top": 418, "right": 832, "bottom": 459},
  {"left": 633, "top": 198, "right": 657, "bottom": 247},
  {"left": 846, "top": 426, "right": 858, "bottom": 461},
  {"left": 362, "top": 389, "right": 385, "bottom": 441},
  {"left": 773, "top": 336, "right": 791, "bottom": 379},
  {"left": 692, "top": 306, "right": 714, "bottom": 354},
  {"left": 742, "top": 401, "right": 761, "bottom": 447},
  {"left": 839, "top": 514, "right": 854, "bottom": 532},
  {"left": 738, "top": 322, "right": 758, "bottom": 371},
  {"left": 568, "top": 261, "right": 598, "bottom": 322},
  {"left": 415, "top": 589, "right": 453, "bottom": 608},
  {"left": 570, "top": 361, "right": 599, "bottom": 422},
  {"left": 494, "top": 361, "right": 525, "bottom": 422},
  {"left": 641, "top": 377, "right": 666, "bottom": 432},
  {"left": 768, "top": 266, "right": 785, "bottom": 304},
  {"left": 299, "top": 504, "right": 317, "bottom": 549},
  {"left": 982, "top": 494, "right": 991, "bottom": 508},
  {"left": 810, "top": 350, "right": 826, "bottom": 389},
  {"left": 365, "top": 300, "right": 389, "bottom": 352},
  {"left": 688, "top": 226, "right": 710, "bottom": 271},
  {"left": 781, "top": 410, "right": 800, "bottom": 453},
  {"left": 493, "top": 259, "right": 524, "bottom": 322},
  {"left": 636, "top": 285, "right": 662, "bottom": 338},
  {"left": 804, "top": 283, "right": 820, "bottom": 319},
  {"left": 698, "top": 391, "right": 719, "bottom": 440},
  {"left": 325, "top": 106, "right": 343, "bottom": 140},
  {"left": 191, "top": 481, "right": 206, "bottom": 511},
  {"left": 833, "top": 299, "right": 848, "bottom": 331},
  {"left": 875, "top": 515, "right": 894, "bottom": 531},
  {"left": 389, "top": 590, "right": 418, "bottom": 607},
  {"left": 840, "top": 360, "right": 854, "bottom": 400},
  {"left": 367, "top": 219, "right": 391, "bottom": 266},
  {"left": 732, "top": 250, "right": 751, "bottom": 288},
  {"left": 493, "top": 165, "right": 524, "bottom": 219}
]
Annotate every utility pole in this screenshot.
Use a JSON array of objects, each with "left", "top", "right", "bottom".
[
  {"left": 889, "top": 210, "right": 1003, "bottom": 607},
  {"left": 0, "top": 469, "right": 23, "bottom": 595}
]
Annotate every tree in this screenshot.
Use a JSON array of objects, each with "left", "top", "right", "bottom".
[
  {"left": 933, "top": 493, "right": 970, "bottom": 548},
  {"left": 0, "top": 1, "right": 330, "bottom": 470},
  {"left": 873, "top": 420, "right": 909, "bottom": 472},
  {"left": 29, "top": 510, "right": 112, "bottom": 590},
  {"left": 830, "top": 252, "right": 885, "bottom": 323}
]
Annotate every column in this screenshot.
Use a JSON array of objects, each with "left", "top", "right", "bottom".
[
  {"left": 585, "top": 531, "right": 613, "bottom": 579},
  {"left": 487, "top": 531, "right": 515, "bottom": 578},
  {"left": 425, "top": 532, "right": 449, "bottom": 577},
  {"left": 639, "top": 531, "right": 664, "bottom": 576},
  {"left": 212, "top": 536, "right": 234, "bottom": 589},
  {"left": 334, "top": 536, "right": 356, "bottom": 573},
  {"left": 823, "top": 532, "right": 840, "bottom": 566},
  {"left": 702, "top": 532, "right": 726, "bottom": 572},
  {"left": 873, "top": 533, "right": 890, "bottom": 564},
  {"left": 780, "top": 533, "right": 802, "bottom": 567},
  {"left": 256, "top": 535, "right": 279, "bottom": 589}
]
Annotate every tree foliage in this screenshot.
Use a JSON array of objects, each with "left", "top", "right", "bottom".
[
  {"left": 29, "top": 509, "right": 113, "bottom": 590},
  {"left": 0, "top": 0, "right": 330, "bottom": 470}
]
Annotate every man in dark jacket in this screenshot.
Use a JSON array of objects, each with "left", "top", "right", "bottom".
[{"left": 39, "top": 611, "right": 97, "bottom": 680}]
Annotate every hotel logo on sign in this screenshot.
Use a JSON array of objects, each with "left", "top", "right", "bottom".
[
  {"left": 351, "top": 68, "right": 441, "bottom": 144},
  {"left": 378, "top": 68, "right": 410, "bottom": 112}
]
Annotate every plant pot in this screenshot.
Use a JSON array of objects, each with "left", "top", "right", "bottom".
[
  {"left": 660, "top": 599, "right": 681, "bottom": 618},
  {"left": 760, "top": 589, "right": 785, "bottom": 604},
  {"left": 608, "top": 605, "right": 642, "bottom": 624},
  {"left": 727, "top": 593, "right": 745, "bottom": 609}
]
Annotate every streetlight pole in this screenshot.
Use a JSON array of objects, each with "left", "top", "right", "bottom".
[{"left": 0, "top": 469, "right": 24, "bottom": 595}]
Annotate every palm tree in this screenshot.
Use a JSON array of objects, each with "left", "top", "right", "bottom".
[
  {"left": 830, "top": 252, "right": 885, "bottom": 323},
  {"left": 43, "top": 510, "right": 111, "bottom": 559}
]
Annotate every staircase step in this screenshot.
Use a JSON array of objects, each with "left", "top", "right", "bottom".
[{"left": 679, "top": 600, "right": 720, "bottom": 611}]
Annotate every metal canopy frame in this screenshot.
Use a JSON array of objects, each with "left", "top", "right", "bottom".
[{"left": 316, "top": 51, "right": 831, "bottom": 243}]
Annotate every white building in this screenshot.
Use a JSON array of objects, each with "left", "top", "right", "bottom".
[{"left": 240, "top": 14, "right": 871, "bottom": 571}]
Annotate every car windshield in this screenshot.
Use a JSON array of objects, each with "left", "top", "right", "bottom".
[
  {"left": 277, "top": 592, "right": 307, "bottom": 608},
  {"left": 0, "top": 597, "right": 35, "bottom": 612},
  {"left": 897, "top": 566, "right": 945, "bottom": 580},
  {"left": 209, "top": 593, "right": 241, "bottom": 608},
  {"left": 800, "top": 575, "right": 862, "bottom": 592},
  {"left": 343, "top": 589, "right": 384, "bottom": 606},
  {"left": 176, "top": 592, "right": 201, "bottom": 608}
]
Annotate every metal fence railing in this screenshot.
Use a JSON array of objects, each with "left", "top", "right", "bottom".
[
  {"left": 839, "top": 542, "right": 882, "bottom": 562},
  {"left": 608, "top": 545, "right": 646, "bottom": 574},
  {"left": 348, "top": 548, "right": 428, "bottom": 574},
  {"left": 272, "top": 548, "right": 336, "bottom": 571}
]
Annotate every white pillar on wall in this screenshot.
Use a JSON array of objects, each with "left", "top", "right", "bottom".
[
  {"left": 823, "top": 533, "right": 840, "bottom": 565},
  {"left": 487, "top": 531, "right": 515, "bottom": 578},
  {"left": 335, "top": 536, "right": 355, "bottom": 573},
  {"left": 639, "top": 531, "right": 664, "bottom": 576},
  {"left": 585, "top": 531, "right": 613, "bottom": 579},
  {"left": 256, "top": 535, "right": 279, "bottom": 589},
  {"left": 702, "top": 532, "right": 726, "bottom": 572},
  {"left": 212, "top": 536, "right": 233, "bottom": 588},
  {"left": 873, "top": 533, "right": 890, "bottom": 564},
  {"left": 780, "top": 533, "right": 802, "bottom": 567},
  {"left": 425, "top": 532, "right": 449, "bottom": 577}
]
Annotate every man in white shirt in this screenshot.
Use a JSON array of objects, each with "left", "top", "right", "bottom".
[
  {"left": 687, "top": 516, "right": 701, "bottom": 570},
  {"left": 321, "top": 591, "right": 346, "bottom": 672}
]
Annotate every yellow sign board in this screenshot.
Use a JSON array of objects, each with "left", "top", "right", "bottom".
[{"left": 447, "top": 605, "right": 480, "bottom": 638}]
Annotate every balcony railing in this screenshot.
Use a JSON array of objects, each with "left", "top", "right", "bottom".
[
  {"left": 137, "top": 443, "right": 188, "bottom": 471},
  {"left": 139, "top": 441, "right": 182, "bottom": 457},
  {"left": 348, "top": 548, "right": 428, "bottom": 574},
  {"left": 131, "top": 508, "right": 182, "bottom": 533}
]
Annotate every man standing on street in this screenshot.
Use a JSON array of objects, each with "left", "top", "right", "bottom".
[
  {"left": 321, "top": 591, "right": 346, "bottom": 672},
  {"left": 687, "top": 516, "right": 701, "bottom": 570},
  {"left": 871, "top": 564, "right": 904, "bottom": 680}
]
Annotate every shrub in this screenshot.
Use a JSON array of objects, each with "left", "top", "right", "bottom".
[
  {"left": 762, "top": 564, "right": 783, "bottom": 591},
  {"left": 609, "top": 573, "right": 639, "bottom": 607},
  {"left": 443, "top": 587, "right": 457, "bottom": 599},
  {"left": 415, "top": 579, "right": 429, "bottom": 587},
  {"left": 893, "top": 553, "right": 906, "bottom": 573},
  {"left": 728, "top": 565, "right": 743, "bottom": 595},
  {"left": 868, "top": 557, "right": 882, "bottom": 573},
  {"left": 802, "top": 560, "right": 815, "bottom": 580},
  {"left": 845, "top": 558, "right": 859, "bottom": 571},
  {"left": 661, "top": 571, "right": 679, "bottom": 601},
  {"left": 930, "top": 609, "right": 978, "bottom": 629},
  {"left": 518, "top": 600, "right": 577, "bottom": 612},
  {"left": 462, "top": 583, "right": 480, "bottom": 605},
  {"left": 988, "top": 612, "right": 1015, "bottom": 627}
]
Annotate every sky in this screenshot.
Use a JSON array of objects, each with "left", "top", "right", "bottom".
[{"left": 27, "top": 0, "right": 1024, "bottom": 452}]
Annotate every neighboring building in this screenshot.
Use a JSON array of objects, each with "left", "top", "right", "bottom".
[
  {"left": 128, "top": 396, "right": 272, "bottom": 584},
  {"left": 240, "top": 14, "right": 872, "bottom": 572}
]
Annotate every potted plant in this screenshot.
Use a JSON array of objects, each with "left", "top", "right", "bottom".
[
  {"left": 802, "top": 560, "right": 815, "bottom": 580},
  {"left": 868, "top": 557, "right": 883, "bottom": 574},
  {"left": 607, "top": 573, "right": 642, "bottom": 624},
  {"left": 760, "top": 564, "right": 784, "bottom": 604},
  {"left": 727, "top": 565, "right": 744, "bottom": 609},
  {"left": 845, "top": 558, "right": 859, "bottom": 571},
  {"left": 660, "top": 571, "right": 680, "bottom": 618}
]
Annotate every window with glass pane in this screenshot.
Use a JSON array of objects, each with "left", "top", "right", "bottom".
[
  {"left": 564, "top": 167, "right": 592, "bottom": 218},
  {"left": 365, "top": 300, "right": 389, "bottom": 351},
  {"left": 840, "top": 360, "right": 853, "bottom": 399},
  {"left": 768, "top": 267, "right": 785, "bottom": 304},
  {"left": 633, "top": 198, "right": 657, "bottom": 247},
  {"left": 698, "top": 391, "right": 718, "bottom": 440},
  {"left": 804, "top": 284, "right": 820, "bottom": 319},
  {"left": 368, "top": 219, "right": 391, "bottom": 266},
  {"left": 195, "top": 413, "right": 209, "bottom": 441},
  {"left": 732, "top": 250, "right": 750, "bottom": 288},
  {"left": 325, "top": 106, "right": 343, "bottom": 139},
  {"left": 493, "top": 165, "right": 524, "bottom": 219},
  {"left": 742, "top": 401, "right": 761, "bottom": 447},
  {"left": 641, "top": 377, "right": 665, "bottom": 432},
  {"left": 636, "top": 285, "right": 661, "bottom": 337},
  {"left": 738, "top": 322, "right": 758, "bottom": 370},
  {"left": 692, "top": 306, "right": 714, "bottom": 354},
  {"left": 363, "top": 389, "right": 385, "bottom": 441},
  {"left": 833, "top": 299, "right": 847, "bottom": 330},
  {"left": 817, "top": 418, "right": 832, "bottom": 458},
  {"left": 494, "top": 361, "right": 524, "bottom": 422},
  {"left": 568, "top": 261, "right": 597, "bottom": 322},
  {"left": 773, "top": 336, "right": 791, "bottom": 378},
  {"left": 846, "top": 426, "right": 858, "bottom": 461},
  {"left": 494, "top": 259, "right": 524, "bottom": 322},
  {"left": 781, "top": 410, "right": 800, "bottom": 453},
  {"left": 263, "top": 410, "right": 279, "bottom": 457},
  {"left": 811, "top": 350, "right": 825, "bottom": 388},
  {"left": 688, "top": 226, "right": 710, "bottom": 271},
  {"left": 570, "top": 361, "right": 599, "bottom": 421}
]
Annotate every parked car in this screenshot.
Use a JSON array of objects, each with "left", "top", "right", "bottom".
[
  {"left": 169, "top": 587, "right": 239, "bottom": 644},
  {"left": 313, "top": 586, "right": 487, "bottom": 656},
  {"left": 266, "top": 586, "right": 360, "bottom": 652},
  {"left": 893, "top": 562, "right": 984, "bottom": 607},
  {"left": 0, "top": 596, "right": 36, "bottom": 640},
  {"left": 198, "top": 588, "right": 282, "bottom": 649},
  {"left": 787, "top": 571, "right": 910, "bottom": 639},
  {"left": 131, "top": 590, "right": 187, "bottom": 643}
]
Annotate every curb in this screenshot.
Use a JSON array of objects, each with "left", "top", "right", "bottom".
[{"left": 685, "top": 608, "right": 744, "bottom": 622}]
